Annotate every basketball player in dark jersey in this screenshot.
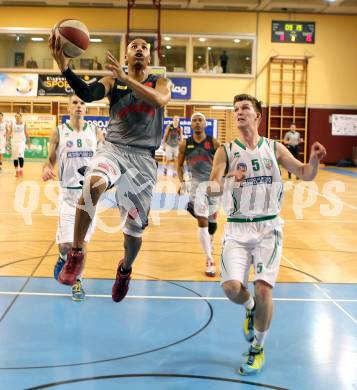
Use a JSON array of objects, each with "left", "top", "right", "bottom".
[
  {"left": 49, "top": 36, "right": 172, "bottom": 302},
  {"left": 162, "top": 115, "right": 183, "bottom": 176},
  {"left": 177, "top": 112, "right": 220, "bottom": 277}
]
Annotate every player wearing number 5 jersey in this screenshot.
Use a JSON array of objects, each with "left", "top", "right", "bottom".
[
  {"left": 209, "top": 94, "right": 326, "bottom": 375},
  {"left": 42, "top": 95, "right": 104, "bottom": 301}
]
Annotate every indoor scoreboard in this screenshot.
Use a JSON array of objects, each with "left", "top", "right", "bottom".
[{"left": 272, "top": 21, "right": 315, "bottom": 43}]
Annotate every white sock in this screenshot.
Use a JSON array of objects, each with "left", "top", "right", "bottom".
[
  {"left": 253, "top": 328, "right": 268, "bottom": 348},
  {"left": 243, "top": 295, "right": 255, "bottom": 310},
  {"left": 60, "top": 253, "right": 67, "bottom": 261},
  {"left": 198, "top": 227, "right": 212, "bottom": 261}
]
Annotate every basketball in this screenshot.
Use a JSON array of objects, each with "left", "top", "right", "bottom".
[{"left": 53, "top": 19, "right": 90, "bottom": 58}]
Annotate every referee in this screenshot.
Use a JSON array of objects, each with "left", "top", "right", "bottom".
[{"left": 284, "top": 123, "right": 303, "bottom": 179}]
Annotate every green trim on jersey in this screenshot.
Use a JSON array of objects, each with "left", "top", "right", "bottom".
[
  {"left": 65, "top": 123, "right": 74, "bottom": 132},
  {"left": 234, "top": 137, "right": 264, "bottom": 151},
  {"left": 222, "top": 144, "right": 229, "bottom": 175},
  {"left": 227, "top": 215, "right": 277, "bottom": 223},
  {"left": 267, "top": 230, "right": 279, "bottom": 268},
  {"left": 234, "top": 139, "right": 246, "bottom": 150}
]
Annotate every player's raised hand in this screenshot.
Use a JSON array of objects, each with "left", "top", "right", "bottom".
[
  {"left": 106, "top": 51, "right": 128, "bottom": 82},
  {"left": 42, "top": 166, "right": 56, "bottom": 181},
  {"left": 48, "top": 30, "right": 68, "bottom": 72},
  {"left": 310, "top": 142, "right": 327, "bottom": 162}
]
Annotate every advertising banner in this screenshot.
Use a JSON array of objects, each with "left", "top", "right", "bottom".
[
  {"left": 3, "top": 113, "right": 56, "bottom": 158},
  {"left": 38, "top": 74, "right": 101, "bottom": 96},
  {"left": 163, "top": 117, "right": 218, "bottom": 138},
  {"left": 0, "top": 73, "right": 38, "bottom": 97},
  {"left": 169, "top": 77, "right": 191, "bottom": 100},
  {"left": 61, "top": 115, "right": 109, "bottom": 136}
]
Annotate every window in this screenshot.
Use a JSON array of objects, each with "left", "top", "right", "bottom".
[
  {"left": 0, "top": 31, "right": 121, "bottom": 71},
  {"left": 159, "top": 36, "right": 188, "bottom": 72},
  {"left": 193, "top": 37, "right": 254, "bottom": 75}
]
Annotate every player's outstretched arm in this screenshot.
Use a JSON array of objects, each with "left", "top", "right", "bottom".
[
  {"left": 276, "top": 141, "right": 326, "bottom": 181},
  {"left": 42, "top": 128, "right": 59, "bottom": 181},
  {"left": 106, "top": 51, "right": 171, "bottom": 108},
  {"left": 208, "top": 146, "right": 228, "bottom": 197},
  {"left": 48, "top": 32, "right": 112, "bottom": 102}
]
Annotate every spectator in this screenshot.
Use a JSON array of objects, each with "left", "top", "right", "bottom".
[
  {"left": 220, "top": 50, "right": 228, "bottom": 73},
  {"left": 212, "top": 62, "right": 223, "bottom": 74},
  {"left": 26, "top": 57, "right": 38, "bottom": 69},
  {"left": 89, "top": 56, "right": 102, "bottom": 70}
]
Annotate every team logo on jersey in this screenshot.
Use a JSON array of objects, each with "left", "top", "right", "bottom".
[
  {"left": 234, "top": 151, "right": 240, "bottom": 158},
  {"left": 66, "top": 140, "right": 73, "bottom": 148},
  {"left": 144, "top": 82, "right": 153, "bottom": 88},
  {"left": 204, "top": 141, "right": 211, "bottom": 150},
  {"left": 117, "top": 85, "right": 128, "bottom": 90},
  {"left": 263, "top": 158, "right": 273, "bottom": 169},
  {"left": 187, "top": 145, "right": 194, "bottom": 149},
  {"left": 236, "top": 162, "right": 247, "bottom": 171}
]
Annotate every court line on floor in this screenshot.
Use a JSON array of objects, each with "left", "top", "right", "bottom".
[
  {"left": 0, "top": 291, "right": 356, "bottom": 302},
  {"left": 0, "top": 241, "right": 55, "bottom": 324},
  {"left": 282, "top": 254, "right": 357, "bottom": 325}
]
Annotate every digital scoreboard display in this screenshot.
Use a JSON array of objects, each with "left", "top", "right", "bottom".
[{"left": 272, "top": 21, "right": 315, "bottom": 43}]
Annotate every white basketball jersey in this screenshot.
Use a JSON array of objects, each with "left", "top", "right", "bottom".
[
  {"left": 222, "top": 137, "right": 283, "bottom": 220},
  {"left": 0, "top": 122, "right": 6, "bottom": 139},
  {"left": 57, "top": 122, "right": 97, "bottom": 188},
  {"left": 12, "top": 123, "right": 26, "bottom": 143}
]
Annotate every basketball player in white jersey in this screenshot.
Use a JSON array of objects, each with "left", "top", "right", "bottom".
[
  {"left": 0, "top": 113, "right": 9, "bottom": 171},
  {"left": 7, "top": 113, "right": 30, "bottom": 177},
  {"left": 42, "top": 95, "right": 104, "bottom": 301},
  {"left": 209, "top": 94, "right": 326, "bottom": 375}
]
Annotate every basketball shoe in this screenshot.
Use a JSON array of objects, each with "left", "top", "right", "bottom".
[
  {"left": 58, "top": 250, "right": 84, "bottom": 286},
  {"left": 205, "top": 260, "right": 216, "bottom": 277},
  {"left": 53, "top": 256, "right": 66, "bottom": 280},
  {"left": 238, "top": 344, "right": 265, "bottom": 375},
  {"left": 72, "top": 279, "right": 85, "bottom": 301},
  {"left": 112, "top": 260, "right": 132, "bottom": 302}
]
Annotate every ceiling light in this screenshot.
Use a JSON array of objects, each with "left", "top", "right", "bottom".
[
  {"left": 164, "top": 37, "right": 171, "bottom": 41},
  {"left": 234, "top": 39, "right": 241, "bottom": 43},
  {"left": 197, "top": 56, "right": 202, "bottom": 59},
  {"left": 90, "top": 38, "right": 102, "bottom": 43},
  {"left": 208, "top": 47, "right": 212, "bottom": 51},
  {"left": 166, "top": 45, "right": 172, "bottom": 49},
  {"left": 198, "top": 37, "right": 206, "bottom": 42},
  {"left": 31, "top": 37, "right": 44, "bottom": 42}
]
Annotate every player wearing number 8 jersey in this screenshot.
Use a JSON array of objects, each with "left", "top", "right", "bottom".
[
  {"left": 42, "top": 95, "right": 104, "bottom": 301},
  {"left": 209, "top": 94, "right": 326, "bottom": 375}
]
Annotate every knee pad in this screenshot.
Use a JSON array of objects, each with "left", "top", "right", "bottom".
[
  {"left": 186, "top": 201, "right": 196, "bottom": 219},
  {"left": 208, "top": 221, "right": 217, "bottom": 235}
]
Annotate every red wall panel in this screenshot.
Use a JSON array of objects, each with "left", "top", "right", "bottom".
[{"left": 308, "top": 108, "right": 357, "bottom": 164}]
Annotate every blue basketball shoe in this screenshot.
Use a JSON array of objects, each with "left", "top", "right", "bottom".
[{"left": 53, "top": 256, "right": 66, "bottom": 281}]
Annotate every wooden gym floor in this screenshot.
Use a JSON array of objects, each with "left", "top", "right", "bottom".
[{"left": 0, "top": 160, "right": 355, "bottom": 285}]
